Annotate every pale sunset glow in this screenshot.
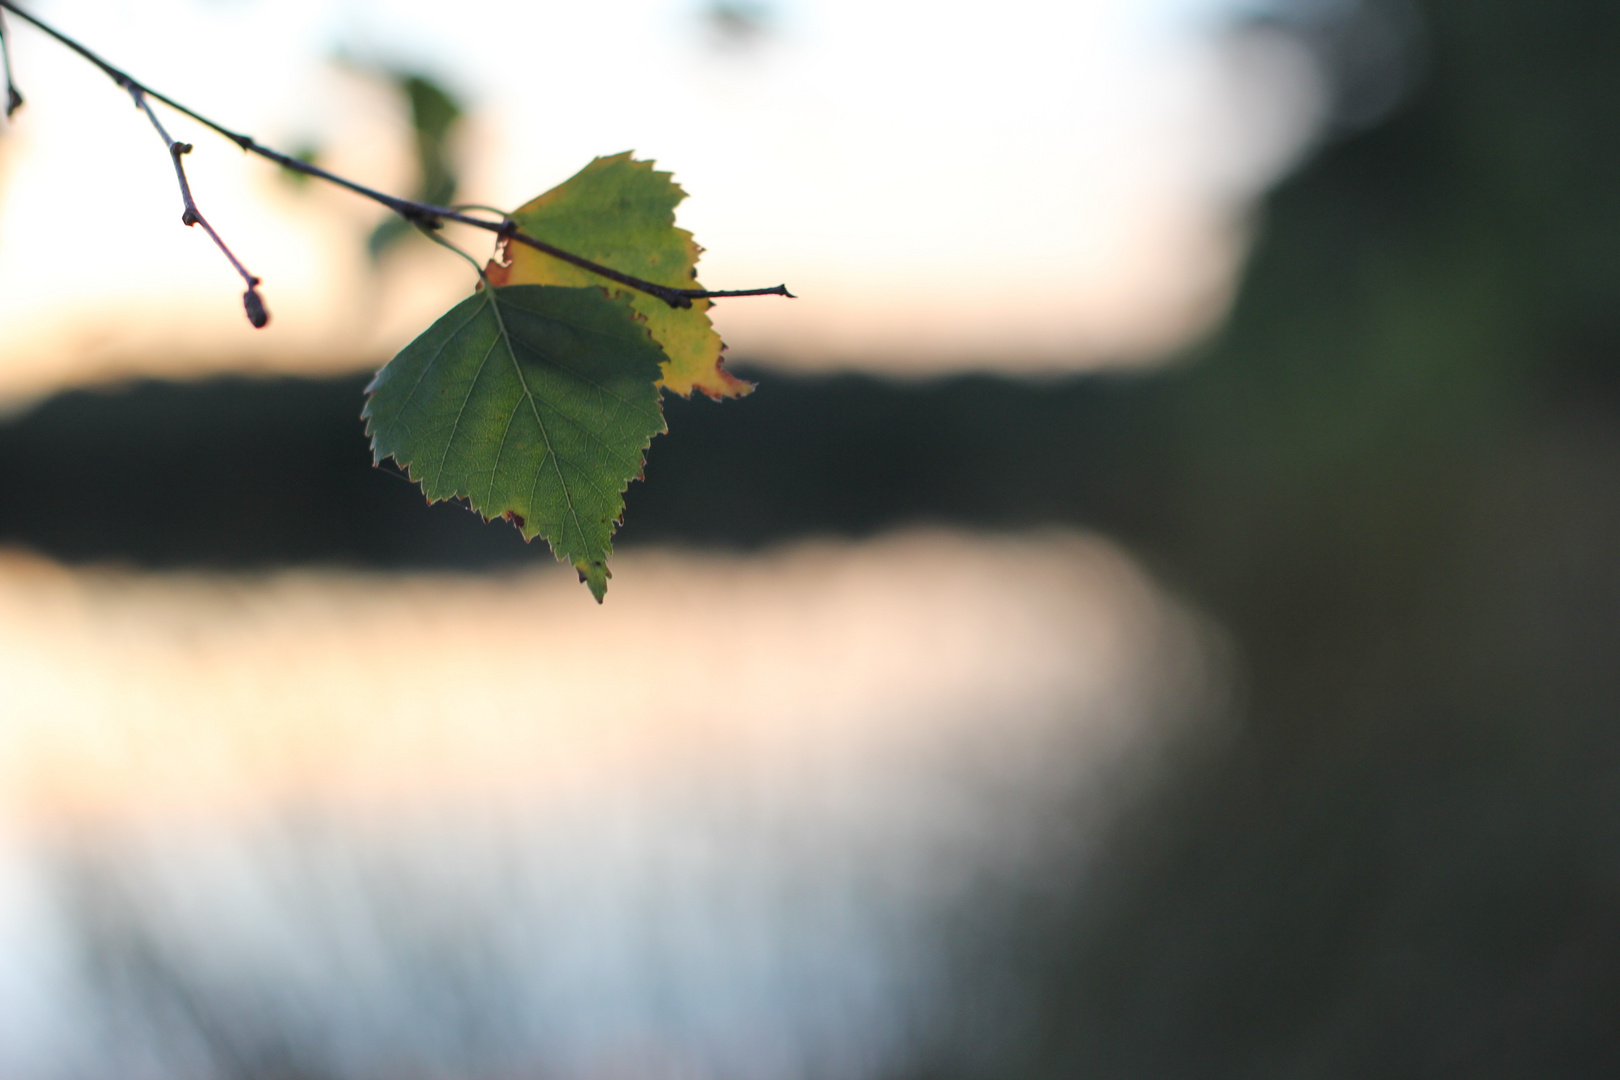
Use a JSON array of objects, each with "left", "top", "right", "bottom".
[
  {"left": 0, "top": 0, "right": 1323, "bottom": 405},
  {"left": 0, "top": 532, "right": 1202, "bottom": 827}
]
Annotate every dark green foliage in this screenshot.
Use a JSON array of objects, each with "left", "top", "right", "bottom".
[{"left": 917, "top": 2, "right": 1620, "bottom": 1076}]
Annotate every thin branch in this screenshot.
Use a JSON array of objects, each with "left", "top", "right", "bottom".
[
  {"left": 0, "top": 0, "right": 795, "bottom": 310},
  {"left": 129, "top": 85, "right": 269, "bottom": 328},
  {"left": 0, "top": 6, "right": 22, "bottom": 118}
]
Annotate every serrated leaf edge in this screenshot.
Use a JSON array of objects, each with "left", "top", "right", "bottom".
[{"left": 362, "top": 284, "right": 669, "bottom": 600}]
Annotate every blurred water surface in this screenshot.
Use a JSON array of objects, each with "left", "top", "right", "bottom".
[{"left": 0, "top": 531, "right": 1214, "bottom": 1080}]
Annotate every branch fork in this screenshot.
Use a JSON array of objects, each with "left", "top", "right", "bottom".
[
  {"left": 128, "top": 84, "right": 268, "bottom": 328},
  {"left": 0, "top": 0, "right": 792, "bottom": 327}
]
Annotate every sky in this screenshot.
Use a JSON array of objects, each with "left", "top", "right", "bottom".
[{"left": 0, "top": 0, "right": 1325, "bottom": 405}]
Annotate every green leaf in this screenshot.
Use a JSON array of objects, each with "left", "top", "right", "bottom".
[
  {"left": 363, "top": 284, "right": 668, "bottom": 601},
  {"left": 486, "top": 152, "right": 752, "bottom": 400}
]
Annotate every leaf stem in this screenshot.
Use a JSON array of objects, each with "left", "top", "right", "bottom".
[
  {"left": 413, "top": 221, "right": 491, "bottom": 283},
  {"left": 129, "top": 85, "right": 269, "bottom": 328},
  {"left": 0, "top": 0, "right": 795, "bottom": 310},
  {"left": 449, "top": 203, "right": 513, "bottom": 218}
]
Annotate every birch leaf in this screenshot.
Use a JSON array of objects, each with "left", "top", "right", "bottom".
[
  {"left": 485, "top": 152, "right": 751, "bottom": 400},
  {"left": 363, "top": 284, "right": 667, "bottom": 601}
]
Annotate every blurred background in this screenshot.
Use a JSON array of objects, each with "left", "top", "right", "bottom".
[{"left": 2, "top": 0, "right": 1619, "bottom": 1075}]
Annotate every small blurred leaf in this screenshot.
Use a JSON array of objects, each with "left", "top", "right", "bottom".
[
  {"left": 707, "top": 1, "right": 773, "bottom": 46},
  {"left": 364, "top": 284, "right": 667, "bottom": 600},
  {"left": 368, "top": 70, "right": 464, "bottom": 260},
  {"left": 487, "top": 152, "right": 751, "bottom": 400}
]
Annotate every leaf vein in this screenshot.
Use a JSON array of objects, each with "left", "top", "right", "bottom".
[
  {"left": 435, "top": 307, "right": 502, "bottom": 489},
  {"left": 488, "top": 291, "right": 590, "bottom": 560}
]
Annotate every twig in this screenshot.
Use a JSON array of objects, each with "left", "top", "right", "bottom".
[
  {"left": 130, "top": 85, "right": 269, "bottom": 328},
  {"left": 0, "top": 6, "right": 22, "bottom": 118},
  {"left": 0, "top": 0, "right": 794, "bottom": 311}
]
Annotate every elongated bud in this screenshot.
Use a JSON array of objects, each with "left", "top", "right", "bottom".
[{"left": 243, "top": 287, "right": 269, "bottom": 329}]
